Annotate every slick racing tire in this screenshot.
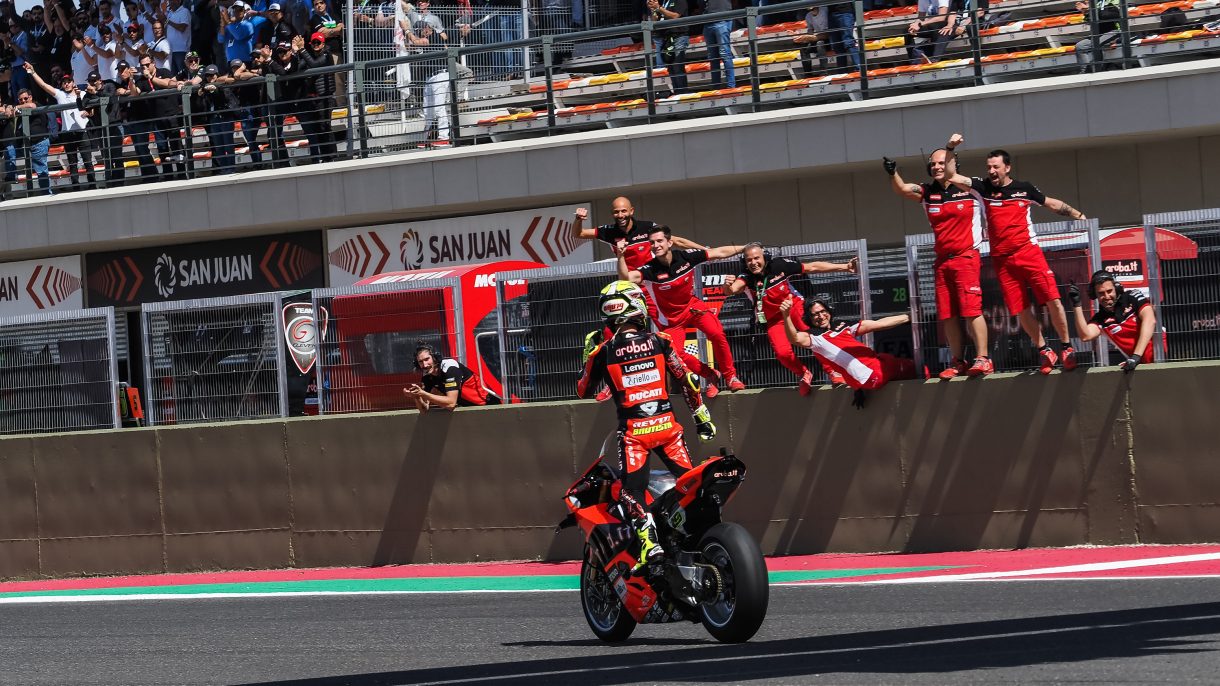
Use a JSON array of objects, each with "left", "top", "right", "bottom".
[
  {"left": 580, "top": 550, "right": 636, "bottom": 642},
  {"left": 698, "top": 522, "right": 769, "bottom": 643}
]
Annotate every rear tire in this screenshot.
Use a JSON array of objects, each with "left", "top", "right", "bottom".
[
  {"left": 698, "top": 522, "right": 769, "bottom": 643},
  {"left": 580, "top": 549, "right": 636, "bottom": 642}
]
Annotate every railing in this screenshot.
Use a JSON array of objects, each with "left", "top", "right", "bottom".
[{"left": 2, "top": 0, "right": 1216, "bottom": 196}]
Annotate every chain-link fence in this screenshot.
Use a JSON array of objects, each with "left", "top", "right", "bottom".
[
  {"left": 907, "top": 219, "right": 1102, "bottom": 375},
  {"left": 141, "top": 294, "right": 287, "bottom": 425},
  {"left": 312, "top": 278, "right": 463, "bottom": 414},
  {"left": 1138, "top": 209, "right": 1219, "bottom": 363},
  {"left": 0, "top": 308, "right": 119, "bottom": 435}
]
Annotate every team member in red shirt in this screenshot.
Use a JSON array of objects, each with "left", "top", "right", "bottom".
[
  {"left": 572, "top": 197, "right": 714, "bottom": 394},
  {"left": 885, "top": 147, "right": 991, "bottom": 378},
  {"left": 576, "top": 280, "right": 715, "bottom": 568},
  {"left": 617, "top": 226, "right": 748, "bottom": 392},
  {"left": 780, "top": 297, "right": 917, "bottom": 400},
  {"left": 723, "top": 243, "right": 858, "bottom": 395},
  {"left": 944, "top": 134, "right": 1086, "bottom": 374},
  {"left": 1067, "top": 271, "right": 1156, "bottom": 371}
]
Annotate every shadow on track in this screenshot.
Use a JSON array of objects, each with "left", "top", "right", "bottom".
[{"left": 236, "top": 601, "right": 1220, "bottom": 685}]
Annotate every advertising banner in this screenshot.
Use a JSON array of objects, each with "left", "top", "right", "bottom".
[
  {"left": 86, "top": 232, "right": 324, "bottom": 307},
  {"left": 327, "top": 204, "right": 594, "bottom": 287},
  {"left": 0, "top": 255, "right": 84, "bottom": 317}
]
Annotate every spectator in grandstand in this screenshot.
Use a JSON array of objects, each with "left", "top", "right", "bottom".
[
  {"left": 826, "top": 2, "right": 862, "bottom": 69},
  {"left": 1067, "top": 271, "right": 1155, "bottom": 372},
  {"left": 191, "top": 62, "right": 239, "bottom": 173},
  {"left": 263, "top": 39, "right": 302, "bottom": 166},
  {"left": 70, "top": 31, "right": 94, "bottom": 87},
  {"left": 780, "top": 296, "right": 917, "bottom": 408},
  {"left": 1, "top": 88, "right": 52, "bottom": 195},
  {"left": 1074, "top": 0, "right": 1121, "bottom": 73},
  {"left": 257, "top": 3, "right": 295, "bottom": 50},
  {"left": 175, "top": 48, "right": 202, "bottom": 81},
  {"left": 703, "top": 0, "right": 735, "bottom": 88},
  {"left": 943, "top": 135, "right": 1085, "bottom": 374},
  {"left": 220, "top": 1, "right": 266, "bottom": 63},
  {"left": 791, "top": 5, "right": 831, "bottom": 76},
  {"left": 423, "top": 61, "right": 472, "bottom": 144},
  {"left": 2, "top": 15, "right": 31, "bottom": 101},
  {"left": 884, "top": 147, "right": 992, "bottom": 378},
  {"left": 405, "top": 342, "right": 500, "bottom": 410},
  {"left": 905, "top": 0, "right": 950, "bottom": 64},
  {"left": 722, "top": 244, "right": 858, "bottom": 395},
  {"left": 123, "top": 55, "right": 183, "bottom": 182},
  {"left": 160, "top": 0, "right": 191, "bottom": 73},
  {"left": 80, "top": 68, "right": 124, "bottom": 183},
  {"left": 230, "top": 50, "right": 271, "bottom": 169},
  {"left": 645, "top": 0, "right": 690, "bottom": 95},
  {"left": 24, "top": 62, "right": 95, "bottom": 188},
  {"left": 300, "top": 30, "right": 339, "bottom": 161},
  {"left": 308, "top": 0, "right": 345, "bottom": 102},
  {"left": 85, "top": 22, "right": 119, "bottom": 79},
  {"left": 616, "top": 226, "right": 748, "bottom": 392}
]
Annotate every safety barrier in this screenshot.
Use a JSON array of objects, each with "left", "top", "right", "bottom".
[
  {"left": 0, "top": 308, "right": 119, "bottom": 435},
  {"left": 312, "top": 278, "right": 464, "bottom": 414},
  {"left": 140, "top": 293, "right": 287, "bottom": 425},
  {"left": 1139, "top": 208, "right": 1220, "bottom": 363}
]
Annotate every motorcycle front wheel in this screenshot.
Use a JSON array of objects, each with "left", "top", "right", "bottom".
[
  {"left": 580, "top": 550, "right": 636, "bottom": 642},
  {"left": 698, "top": 522, "right": 769, "bottom": 643}
]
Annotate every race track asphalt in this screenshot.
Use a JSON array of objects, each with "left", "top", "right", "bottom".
[{"left": 5, "top": 578, "right": 1220, "bottom": 685}]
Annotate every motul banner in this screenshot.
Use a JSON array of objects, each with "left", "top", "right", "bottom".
[
  {"left": 326, "top": 204, "right": 595, "bottom": 287},
  {"left": 85, "top": 232, "right": 324, "bottom": 307},
  {"left": 0, "top": 255, "right": 84, "bottom": 317}
]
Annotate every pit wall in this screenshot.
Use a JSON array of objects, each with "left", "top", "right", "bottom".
[{"left": 1, "top": 362, "right": 1216, "bottom": 580}]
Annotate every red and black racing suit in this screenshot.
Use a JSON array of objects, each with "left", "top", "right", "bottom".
[{"left": 576, "top": 328, "right": 702, "bottom": 521}]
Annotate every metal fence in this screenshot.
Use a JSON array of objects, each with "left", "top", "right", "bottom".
[
  {"left": 312, "top": 278, "right": 463, "bottom": 414},
  {"left": 700, "top": 240, "right": 870, "bottom": 390},
  {"left": 0, "top": 308, "right": 119, "bottom": 435},
  {"left": 141, "top": 294, "right": 287, "bottom": 425},
  {"left": 907, "top": 219, "right": 1102, "bottom": 375},
  {"left": 1139, "top": 208, "right": 1220, "bottom": 363}
]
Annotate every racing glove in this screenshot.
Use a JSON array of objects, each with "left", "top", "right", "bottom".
[
  {"left": 1066, "top": 283, "right": 1081, "bottom": 307},
  {"left": 1121, "top": 355, "right": 1141, "bottom": 373},
  {"left": 852, "top": 389, "right": 868, "bottom": 410},
  {"left": 581, "top": 329, "right": 603, "bottom": 363},
  {"left": 883, "top": 157, "right": 898, "bottom": 176},
  {"left": 692, "top": 404, "right": 716, "bottom": 442}
]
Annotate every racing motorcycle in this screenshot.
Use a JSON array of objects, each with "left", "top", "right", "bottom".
[{"left": 557, "top": 435, "right": 769, "bottom": 643}]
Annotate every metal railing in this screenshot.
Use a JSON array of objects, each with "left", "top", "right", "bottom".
[
  {"left": 141, "top": 293, "right": 288, "bottom": 425},
  {"left": 0, "top": 307, "right": 119, "bottom": 435},
  {"left": 1139, "top": 209, "right": 1220, "bottom": 363},
  {"left": 3, "top": 0, "right": 1217, "bottom": 197},
  {"left": 312, "top": 278, "right": 463, "bottom": 414}
]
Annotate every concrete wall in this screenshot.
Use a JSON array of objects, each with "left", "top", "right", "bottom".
[
  {"left": 2, "top": 361, "right": 1216, "bottom": 581},
  {"left": 3, "top": 61, "right": 1220, "bottom": 263}
]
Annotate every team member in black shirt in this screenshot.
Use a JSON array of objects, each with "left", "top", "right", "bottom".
[
  {"left": 1068, "top": 270, "right": 1156, "bottom": 371},
  {"left": 404, "top": 343, "right": 500, "bottom": 410}
]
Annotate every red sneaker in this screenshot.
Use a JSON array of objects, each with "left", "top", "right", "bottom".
[
  {"left": 798, "top": 369, "right": 814, "bottom": 396},
  {"left": 938, "top": 357, "right": 968, "bottom": 379},
  {"left": 966, "top": 356, "right": 994, "bottom": 377},
  {"left": 1038, "top": 347, "right": 1058, "bottom": 375},
  {"left": 829, "top": 371, "right": 846, "bottom": 387},
  {"left": 705, "top": 381, "right": 719, "bottom": 399},
  {"left": 1061, "top": 346, "right": 1078, "bottom": 372},
  {"left": 726, "top": 375, "right": 746, "bottom": 392},
  {"left": 596, "top": 386, "right": 611, "bottom": 402}
]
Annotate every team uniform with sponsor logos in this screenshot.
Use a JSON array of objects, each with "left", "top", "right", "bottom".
[
  {"left": 971, "top": 177, "right": 1061, "bottom": 314},
  {"left": 637, "top": 249, "right": 735, "bottom": 382},
  {"left": 1090, "top": 289, "right": 1154, "bottom": 364},
  {"left": 421, "top": 358, "right": 500, "bottom": 407},
  {"left": 738, "top": 256, "right": 810, "bottom": 379},
  {"left": 800, "top": 322, "right": 916, "bottom": 390},
  {"left": 923, "top": 181, "right": 985, "bottom": 320},
  {"left": 576, "top": 329, "right": 699, "bottom": 503}
]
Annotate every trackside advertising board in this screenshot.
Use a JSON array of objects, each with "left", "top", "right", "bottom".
[
  {"left": 0, "top": 255, "right": 84, "bottom": 317},
  {"left": 86, "top": 232, "right": 325, "bottom": 307},
  {"left": 326, "top": 204, "right": 594, "bottom": 287}
]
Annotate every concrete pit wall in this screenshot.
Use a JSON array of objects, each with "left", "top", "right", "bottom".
[{"left": 1, "top": 362, "right": 1217, "bottom": 580}]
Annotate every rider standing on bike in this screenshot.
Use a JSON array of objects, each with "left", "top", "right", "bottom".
[{"left": 576, "top": 281, "right": 717, "bottom": 569}]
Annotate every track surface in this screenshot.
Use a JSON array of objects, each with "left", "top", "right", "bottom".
[{"left": 6, "top": 550, "right": 1220, "bottom": 685}]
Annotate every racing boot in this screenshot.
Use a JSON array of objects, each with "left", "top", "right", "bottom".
[{"left": 633, "top": 512, "right": 665, "bottom": 572}]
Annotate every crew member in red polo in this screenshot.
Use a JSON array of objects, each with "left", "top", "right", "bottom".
[
  {"left": 617, "top": 226, "right": 748, "bottom": 391},
  {"left": 944, "top": 134, "right": 1086, "bottom": 374},
  {"left": 781, "top": 297, "right": 917, "bottom": 390},
  {"left": 723, "top": 242, "right": 858, "bottom": 395},
  {"left": 571, "top": 197, "right": 715, "bottom": 394},
  {"left": 885, "top": 145, "right": 991, "bottom": 378},
  {"left": 1068, "top": 270, "right": 1156, "bottom": 371}
]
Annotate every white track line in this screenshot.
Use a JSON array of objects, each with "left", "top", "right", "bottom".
[
  {"left": 0, "top": 588, "right": 574, "bottom": 605},
  {"left": 842, "top": 552, "right": 1220, "bottom": 584}
]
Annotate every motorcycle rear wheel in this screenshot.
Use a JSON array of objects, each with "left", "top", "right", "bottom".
[
  {"left": 698, "top": 522, "right": 769, "bottom": 643},
  {"left": 580, "top": 551, "right": 636, "bottom": 642}
]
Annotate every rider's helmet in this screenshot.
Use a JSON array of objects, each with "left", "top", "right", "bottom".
[{"left": 599, "top": 280, "right": 648, "bottom": 329}]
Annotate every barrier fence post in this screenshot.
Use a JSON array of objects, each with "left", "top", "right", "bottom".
[
  {"left": 643, "top": 22, "right": 656, "bottom": 117},
  {"left": 856, "top": 238, "right": 873, "bottom": 348},
  {"left": 1143, "top": 218, "right": 1167, "bottom": 363},
  {"left": 543, "top": 36, "right": 557, "bottom": 131},
  {"left": 747, "top": 7, "right": 761, "bottom": 110},
  {"left": 855, "top": 0, "right": 869, "bottom": 98},
  {"left": 1087, "top": 223, "right": 1108, "bottom": 365},
  {"left": 905, "top": 235, "right": 927, "bottom": 374}
]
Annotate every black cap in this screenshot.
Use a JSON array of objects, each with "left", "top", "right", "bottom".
[
  {"left": 116, "top": 59, "right": 131, "bottom": 71},
  {"left": 202, "top": 64, "right": 219, "bottom": 76},
  {"left": 87, "top": 69, "right": 101, "bottom": 81},
  {"left": 229, "top": 58, "right": 244, "bottom": 70}
]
